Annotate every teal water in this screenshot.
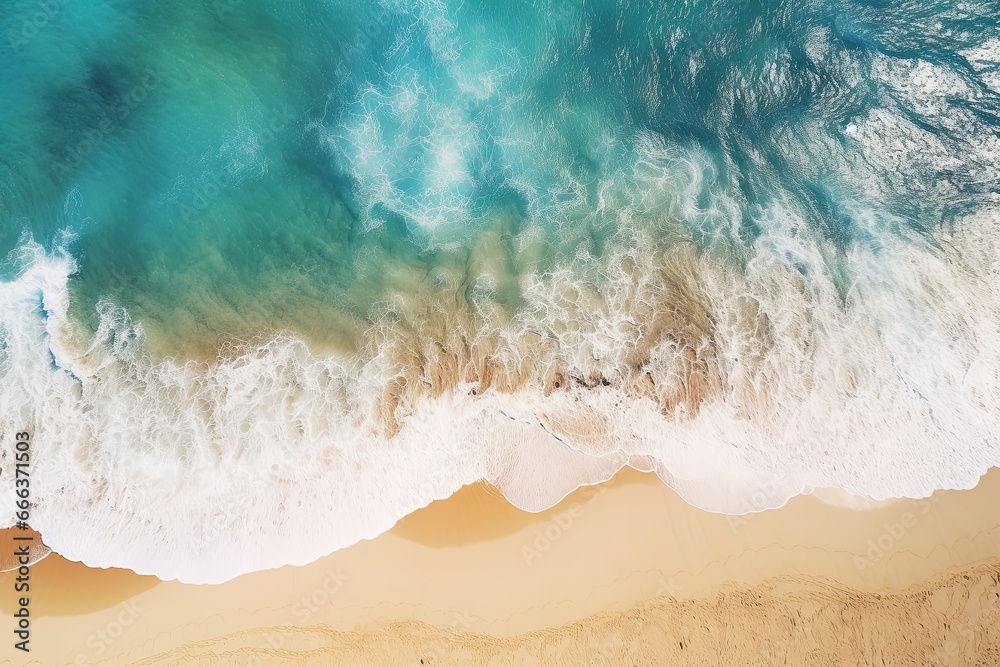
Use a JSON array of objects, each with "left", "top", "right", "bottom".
[
  {"left": 2, "top": 0, "right": 1000, "bottom": 582},
  {"left": 2, "top": 0, "right": 994, "bottom": 352}
]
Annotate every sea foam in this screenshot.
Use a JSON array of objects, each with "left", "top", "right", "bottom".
[{"left": 2, "top": 196, "right": 999, "bottom": 583}]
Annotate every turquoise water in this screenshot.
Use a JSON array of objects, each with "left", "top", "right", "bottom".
[
  {"left": 2, "top": 0, "right": 1000, "bottom": 581},
  {"left": 3, "top": 0, "right": 993, "bottom": 351}
]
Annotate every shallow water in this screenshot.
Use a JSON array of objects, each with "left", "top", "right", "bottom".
[{"left": 2, "top": 0, "right": 999, "bottom": 581}]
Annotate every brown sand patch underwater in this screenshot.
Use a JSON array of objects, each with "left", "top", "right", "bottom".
[
  {"left": 365, "top": 241, "right": 739, "bottom": 436},
  {"left": 132, "top": 229, "right": 742, "bottom": 438}
]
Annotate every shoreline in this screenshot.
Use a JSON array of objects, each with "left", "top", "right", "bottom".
[
  {"left": 6, "top": 236, "right": 1000, "bottom": 585},
  {"left": 2, "top": 467, "right": 999, "bottom": 664}
]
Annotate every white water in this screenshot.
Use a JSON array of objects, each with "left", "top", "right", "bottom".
[{"left": 2, "top": 197, "right": 999, "bottom": 583}]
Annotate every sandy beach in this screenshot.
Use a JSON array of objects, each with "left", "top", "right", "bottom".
[
  {"left": 4, "top": 0, "right": 1000, "bottom": 664},
  {"left": 2, "top": 467, "right": 999, "bottom": 665}
]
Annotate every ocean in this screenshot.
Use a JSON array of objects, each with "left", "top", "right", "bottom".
[{"left": 2, "top": 0, "right": 999, "bottom": 582}]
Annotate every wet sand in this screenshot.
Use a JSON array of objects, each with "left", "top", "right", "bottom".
[{"left": 2, "top": 467, "right": 1000, "bottom": 665}]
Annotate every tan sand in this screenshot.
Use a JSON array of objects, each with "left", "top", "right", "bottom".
[
  {"left": 2, "top": 468, "right": 999, "bottom": 666},
  {"left": 0, "top": 527, "right": 49, "bottom": 572}
]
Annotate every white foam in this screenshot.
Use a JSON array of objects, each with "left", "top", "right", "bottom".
[
  {"left": 845, "top": 53, "right": 1000, "bottom": 203},
  {"left": 328, "top": 64, "right": 483, "bottom": 232},
  {"left": 2, "top": 196, "right": 999, "bottom": 584}
]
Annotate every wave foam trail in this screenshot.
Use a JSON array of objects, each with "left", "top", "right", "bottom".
[
  {"left": 2, "top": 204, "right": 1000, "bottom": 583},
  {"left": 0, "top": 241, "right": 623, "bottom": 582}
]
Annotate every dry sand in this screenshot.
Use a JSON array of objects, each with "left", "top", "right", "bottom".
[{"left": 2, "top": 468, "right": 999, "bottom": 666}]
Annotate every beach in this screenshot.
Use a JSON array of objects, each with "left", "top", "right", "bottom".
[
  {"left": 3, "top": 466, "right": 999, "bottom": 665},
  {"left": 3, "top": 0, "right": 1000, "bottom": 664}
]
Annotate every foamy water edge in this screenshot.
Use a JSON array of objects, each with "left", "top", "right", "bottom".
[{"left": 1, "top": 210, "right": 998, "bottom": 584}]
